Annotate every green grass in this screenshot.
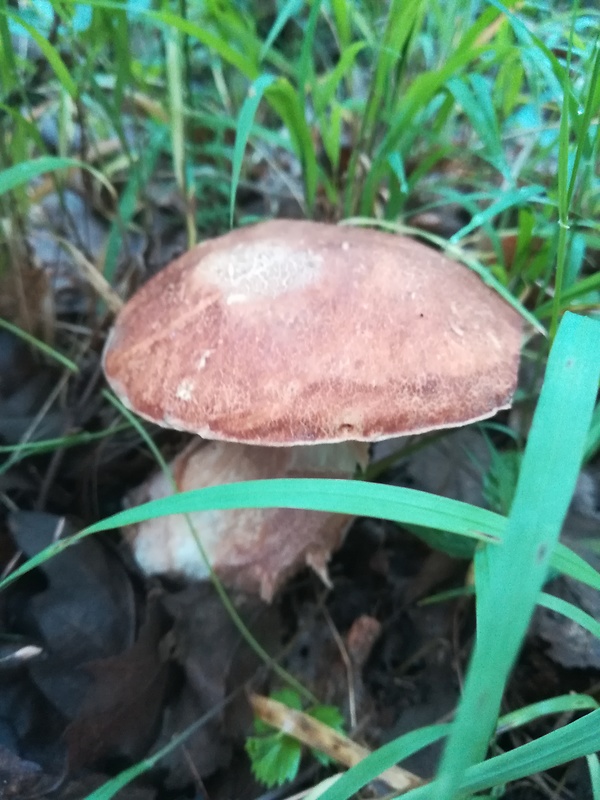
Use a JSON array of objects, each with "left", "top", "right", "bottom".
[
  {"left": 1, "top": 1, "right": 600, "bottom": 798},
  {"left": 3, "top": 1, "right": 599, "bottom": 301}
]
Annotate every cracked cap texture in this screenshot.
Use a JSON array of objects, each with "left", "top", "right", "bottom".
[{"left": 103, "top": 219, "right": 523, "bottom": 445}]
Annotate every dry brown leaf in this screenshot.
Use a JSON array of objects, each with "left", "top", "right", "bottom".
[{"left": 65, "top": 596, "right": 171, "bottom": 770}]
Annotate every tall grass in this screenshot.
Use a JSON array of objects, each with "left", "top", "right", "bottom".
[{"left": 2, "top": 1, "right": 599, "bottom": 323}]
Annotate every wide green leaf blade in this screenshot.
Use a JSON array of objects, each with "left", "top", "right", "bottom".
[
  {"left": 6, "top": 10, "right": 78, "bottom": 97},
  {"left": 0, "top": 157, "right": 112, "bottom": 196},
  {"left": 433, "top": 311, "right": 600, "bottom": 798},
  {"left": 0, "top": 479, "right": 505, "bottom": 592},
  {"left": 401, "top": 708, "right": 600, "bottom": 799},
  {"left": 230, "top": 74, "right": 277, "bottom": 225}
]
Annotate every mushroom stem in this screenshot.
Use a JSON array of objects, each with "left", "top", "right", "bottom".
[{"left": 124, "top": 438, "right": 369, "bottom": 601}]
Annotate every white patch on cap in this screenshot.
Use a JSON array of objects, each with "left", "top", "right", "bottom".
[
  {"left": 196, "top": 350, "right": 213, "bottom": 370},
  {"left": 199, "top": 241, "right": 323, "bottom": 298},
  {"left": 226, "top": 293, "right": 248, "bottom": 305},
  {"left": 176, "top": 378, "right": 195, "bottom": 401}
]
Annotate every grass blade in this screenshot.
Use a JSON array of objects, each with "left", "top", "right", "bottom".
[
  {"left": 102, "top": 128, "right": 165, "bottom": 284},
  {"left": 296, "top": 0, "right": 321, "bottom": 109},
  {"left": 265, "top": 78, "right": 319, "bottom": 210},
  {"left": 0, "top": 318, "right": 78, "bottom": 373},
  {"left": 407, "top": 708, "right": 600, "bottom": 799},
  {"left": 359, "top": 5, "right": 501, "bottom": 214},
  {"left": 230, "top": 74, "right": 276, "bottom": 226},
  {"left": 584, "top": 401, "right": 600, "bottom": 462},
  {"left": 446, "top": 74, "right": 509, "bottom": 179},
  {"left": 538, "top": 592, "right": 600, "bottom": 640},
  {"left": 552, "top": 542, "right": 600, "bottom": 592},
  {"left": 496, "top": 694, "right": 599, "bottom": 735},
  {"left": 0, "top": 478, "right": 507, "bottom": 592},
  {"left": 0, "top": 156, "right": 115, "bottom": 198},
  {"left": 316, "top": 709, "right": 600, "bottom": 800},
  {"left": 587, "top": 752, "right": 600, "bottom": 800},
  {"left": 165, "top": 26, "right": 187, "bottom": 227},
  {"left": 0, "top": 4, "right": 16, "bottom": 92},
  {"left": 449, "top": 185, "right": 546, "bottom": 243},
  {"left": 260, "top": 0, "right": 303, "bottom": 62},
  {"left": 5, "top": 9, "right": 78, "bottom": 97},
  {"left": 432, "top": 311, "right": 600, "bottom": 798}
]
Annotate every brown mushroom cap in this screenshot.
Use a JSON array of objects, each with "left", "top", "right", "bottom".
[{"left": 103, "top": 220, "right": 522, "bottom": 445}]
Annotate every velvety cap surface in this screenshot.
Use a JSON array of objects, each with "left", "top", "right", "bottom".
[{"left": 103, "top": 220, "right": 522, "bottom": 445}]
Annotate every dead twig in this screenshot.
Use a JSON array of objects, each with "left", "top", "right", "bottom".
[{"left": 249, "top": 693, "right": 424, "bottom": 794}]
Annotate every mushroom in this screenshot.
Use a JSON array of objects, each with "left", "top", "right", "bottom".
[{"left": 103, "top": 220, "right": 522, "bottom": 599}]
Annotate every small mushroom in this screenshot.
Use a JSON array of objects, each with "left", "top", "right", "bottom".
[{"left": 103, "top": 220, "right": 522, "bottom": 598}]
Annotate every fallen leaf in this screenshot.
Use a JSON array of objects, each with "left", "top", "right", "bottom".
[
  {"left": 154, "top": 583, "right": 279, "bottom": 787},
  {"left": 0, "top": 745, "right": 50, "bottom": 798},
  {"left": 8, "top": 511, "right": 135, "bottom": 719},
  {"left": 65, "top": 595, "right": 171, "bottom": 770}
]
